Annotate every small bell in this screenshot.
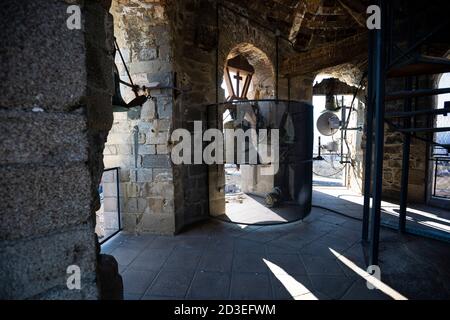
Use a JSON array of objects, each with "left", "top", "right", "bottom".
[{"left": 325, "top": 92, "right": 339, "bottom": 111}]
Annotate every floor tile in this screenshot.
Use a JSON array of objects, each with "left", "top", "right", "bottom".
[
  {"left": 232, "top": 253, "right": 269, "bottom": 273},
  {"left": 146, "top": 269, "right": 195, "bottom": 298},
  {"left": 128, "top": 248, "right": 173, "bottom": 271},
  {"left": 186, "top": 271, "right": 231, "bottom": 299},
  {"left": 229, "top": 273, "right": 272, "bottom": 300},
  {"left": 301, "top": 255, "right": 347, "bottom": 276},
  {"left": 198, "top": 252, "right": 233, "bottom": 273},
  {"left": 122, "top": 268, "right": 157, "bottom": 295},
  {"left": 163, "top": 248, "right": 203, "bottom": 271}
]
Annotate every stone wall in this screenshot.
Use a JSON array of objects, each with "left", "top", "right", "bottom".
[
  {"left": 105, "top": 0, "right": 176, "bottom": 234},
  {"left": 0, "top": 0, "right": 114, "bottom": 299},
  {"left": 381, "top": 76, "right": 432, "bottom": 203}
]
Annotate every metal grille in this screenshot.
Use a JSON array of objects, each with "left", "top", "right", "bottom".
[
  {"left": 96, "top": 167, "right": 122, "bottom": 244},
  {"left": 433, "top": 158, "right": 450, "bottom": 199}
]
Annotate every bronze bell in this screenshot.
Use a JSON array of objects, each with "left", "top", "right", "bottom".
[
  {"left": 325, "top": 92, "right": 339, "bottom": 111},
  {"left": 112, "top": 64, "right": 129, "bottom": 112},
  {"left": 112, "top": 63, "right": 148, "bottom": 112}
]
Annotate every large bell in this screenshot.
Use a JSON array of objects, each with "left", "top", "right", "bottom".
[
  {"left": 112, "top": 64, "right": 148, "bottom": 112},
  {"left": 112, "top": 66, "right": 129, "bottom": 112}
]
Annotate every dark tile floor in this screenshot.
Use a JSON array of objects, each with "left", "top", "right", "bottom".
[{"left": 102, "top": 188, "right": 450, "bottom": 300}]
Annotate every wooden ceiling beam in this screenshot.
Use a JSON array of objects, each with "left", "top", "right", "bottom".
[
  {"left": 337, "top": 0, "right": 367, "bottom": 27},
  {"left": 281, "top": 32, "right": 368, "bottom": 76}
]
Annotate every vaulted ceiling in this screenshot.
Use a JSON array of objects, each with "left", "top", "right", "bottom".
[{"left": 226, "top": 0, "right": 369, "bottom": 52}]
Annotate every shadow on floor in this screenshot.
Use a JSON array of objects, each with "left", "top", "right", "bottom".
[
  {"left": 312, "top": 186, "right": 450, "bottom": 242},
  {"left": 103, "top": 188, "right": 450, "bottom": 300}
]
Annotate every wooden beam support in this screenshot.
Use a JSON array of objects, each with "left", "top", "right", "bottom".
[
  {"left": 289, "top": 0, "right": 322, "bottom": 44},
  {"left": 337, "top": 0, "right": 366, "bottom": 27},
  {"left": 281, "top": 32, "right": 368, "bottom": 76}
]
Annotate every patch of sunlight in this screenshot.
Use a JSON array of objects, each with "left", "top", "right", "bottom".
[
  {"left": 417, "top": 220, "right": 450, "bottom": 233},
  {"left": 329, "top": 248, "right": 407, "bottom": 300},
  {"left": 263, "top": 259, "right": 318, "bottom": 300}
]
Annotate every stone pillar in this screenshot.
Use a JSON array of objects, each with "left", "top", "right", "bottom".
[{"left": 0, "top": 0, "right": 114, "bottom": 299}]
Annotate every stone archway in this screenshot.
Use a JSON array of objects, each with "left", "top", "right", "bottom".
[{"left": 224, "top": 43, "right": 275, "bottom": 100}]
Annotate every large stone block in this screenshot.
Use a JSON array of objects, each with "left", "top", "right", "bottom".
[
  {"left": 106, "top": 132, "right": 133, "bottom": 145},
  {"left": 130, "top": 169, "right": 153, "bottom": 183},
  {"left": 0, "top": 0, "right": 87, "bottom": 111},
  {"left": 0, "top": 224, "right": 98, "bottom": 299},
  {"left": 0, "top": 110, "right": 88, "bottom": 166},
  {"left": 148, "top": 197, "right": 174, "bottom": 215},
  {"left": 142, "top": 154, "right": 171, "bottom": 168},
  {"left": 153, "top": 168, "right": 173, "bottom": 182},
  {"left": 129, "top": 61, "right": 172, "bottom": 75},
  {"left": 137, "top": 214, "right": 175, "bottom": 235},
  {"left": 156, "top": 97, "right": 173, "bottom": 119},
  {"left": 139, "top": 144, "right": 156, "bottom": 155},
  {"left": 146, "top": 131, "right": 169, "bottom": 145},
  {"left": 0, "top": 164, "right": 92, "bottom": 241},
  {"left": 103, "top": 154, "right": 133, "bottom": 168},
  {"left": 146, "top": 181, "right": 174, "bottom": 199}
]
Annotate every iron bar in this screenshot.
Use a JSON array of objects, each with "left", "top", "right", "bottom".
[
  {"left": 399, "top": 77, "right": 413, "bottom": 233},
  {"left": 385, "top": 107, "right": 450, "bottom": 118},
  {"left": 385, "top": 118, "right": 450, "bottom": 151},
  {"left": 388, "top": 19, "right": 449, "bottom": 70},
  {"left": 369, "top": 0, "right": 387, "bottom": 266},
  {"left": 362, "top": 31, "right": 375, "bottom": 242},
  {"left": 114, "top": 38, "right": 136, "bottom": 92},
  {"left": 386, "top": 87, "right": 450, "bottom": 101},
  {"left": 341, "top": 97, "right": 346, "bottom": 161},
  {"left": 396, "top": 127, "right": 450, "bottom": 133},
  {"left": 99, "top": 167, "right": 122, "bottom": 245},
  {"left": 287, "top": 76, "right": 291, "bottom": 101},
  {"left": 275, "top": 33, "right": 280, "bottom": 101},
  {"left": 433, "top": 159, "right": 438, "bottom": 198},
  {"left": 216, "top": 0, "right": 220, "bottom": 105}
]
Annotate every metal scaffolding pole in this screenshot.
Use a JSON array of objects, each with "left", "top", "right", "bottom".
[
  {"left": 362, "top": 31, "right": 375, "bottom": 242},
  {"left": 399, "top": 77, "right": 412, "bottom": 233},
  {"left": 369, "top": 0, "right": 387, "bottom": 266}
]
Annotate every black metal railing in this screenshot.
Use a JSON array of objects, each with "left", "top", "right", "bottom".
[
  {"left": 432, "top": 158, "right": 450, "bottom": 200},
  {"left": 96, "top": 167, "right": 122, "bottom": 244}
]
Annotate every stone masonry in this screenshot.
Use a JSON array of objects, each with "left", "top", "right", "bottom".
[
  {"left": 105, "top": 0, "right": 316, "bottom": 234},
  {"left": 0, "top": 0, "right": 115, "bottom": 299},
  {"left": 104, "top": 0, "right": 176, "bottom": 234}
]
